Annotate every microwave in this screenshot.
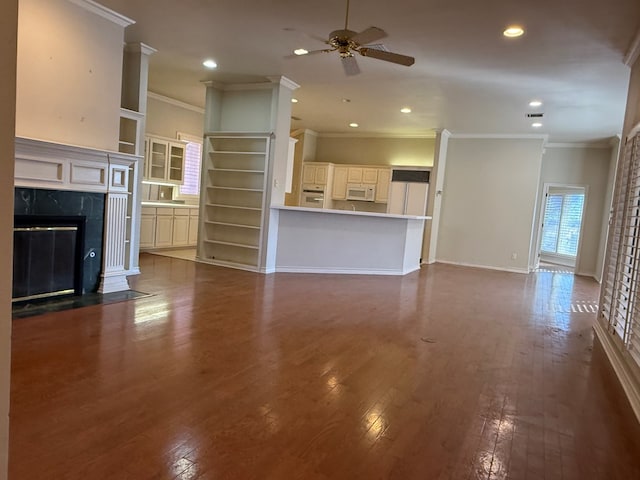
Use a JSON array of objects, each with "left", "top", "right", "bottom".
[{"left": 346, "top": 184, "right": 376, "bottom": 202}]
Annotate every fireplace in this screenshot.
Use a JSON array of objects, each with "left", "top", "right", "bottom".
[
  {"left": 14, "top": 188, "right": 105, "bottom": 295},
  {"left": 13, "top": 215, "right": 86, "bottom": 302}
]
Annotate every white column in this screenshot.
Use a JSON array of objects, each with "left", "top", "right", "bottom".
[
  {"left": 424, "top": 129, "right": 450, "bottom": 264},
  {"left": 99, "top": 156, "right": 136, "bottom": 293}
]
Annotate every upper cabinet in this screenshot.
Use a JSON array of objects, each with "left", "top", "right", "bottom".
[
  {"left": 375, "top": 169, "right": 391, "bottom": 203},
  {"left": 144, "top": 135, "right": 186, "bottom": 184},
  {"left": 332, "top": 166, "right": 349, "bottom": 200},
  {"left": 302, "top": 163, "right": 330, "bottom": 185}
]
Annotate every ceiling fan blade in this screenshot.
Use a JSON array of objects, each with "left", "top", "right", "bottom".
[
  {"left": 359, "top": 47, "right": 415, "bottom": 66},
  {"left": 284, "top": 48, "right": 334, "bottom": 59},
  {"left": 351, "top": 27, "right": 387, "bottom": 46},
  {"left": 342, "top": 55, "right": 360, "bottom": 76}
]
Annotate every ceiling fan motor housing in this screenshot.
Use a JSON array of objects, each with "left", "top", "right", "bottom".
[{"left": 328, "top": 29, "right": 359, "bottom": 56}]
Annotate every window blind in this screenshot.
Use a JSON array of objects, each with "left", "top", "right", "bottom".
[
  {"left": 179, "top": 141, "right": 202, "bottom": 196},
  {"left": 540, "top": 192, "right": 584, "bottom": 257},
  {"left": 600, "top": 132, "right": 640, "bottom": 365}
]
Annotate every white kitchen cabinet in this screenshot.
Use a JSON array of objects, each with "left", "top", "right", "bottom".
[
  {"left": 332, "top": 167, "right": 349, "bottom": 200},
  {"left": 188, "top": 209, "right": 199, "bottom": 245},
  {"left": 144, "top": 135, "right": 186, "bottom": 184},
  {"left": 388, "top": 182, "right": 429, "bottom": 216},
  {"left": 376, "top": 169, "right": 391, "bottom": 203},
  {"left": 302, "top": 163, "right": 329, "bottom": 185},
  {"left": 172, "top": 210, "right": 190, "bottom": 246},
  {"left": 155, "top": 208, "right": 175, "bottom": 247},
  {"left": 346, "top": 167, "right": 377, "bottom": 184},
  {"left": 140, "top": 208, "right": 156, "bottom": 248}
]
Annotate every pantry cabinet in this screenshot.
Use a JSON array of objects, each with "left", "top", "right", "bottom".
[
  {"left": 375, "top": 168, "right": 391, "bottom": 203},
  {"left": 332, "top": 167, "right": 349, "bottom": 200}
]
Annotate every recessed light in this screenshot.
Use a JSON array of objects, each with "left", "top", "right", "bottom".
[
  {"left": 400, "top": 107, "right": 412, "bottom": 113},
  {"left": 531, "top": 122, "right": 543, "bottom": 128},
  {"left": 529, "top": 100, "right": 543, "bottom": 107},
  {"left": 293, "top": 48, "right": 309, "bottom": 56},
  {"left": 349, "top": 123, "right": 359, "bottom": 128},
  {"left": 503, "top": 26, "right": 524, "bottom": 38},
  {"left": 342, "top": 98, "right": 351, "bottom": 103},
  {"left": 291, "top": 98, "right": 299, "bottom": 103},
  {"left": 202, "top": 59, "right": 217, "bottom": 69}
]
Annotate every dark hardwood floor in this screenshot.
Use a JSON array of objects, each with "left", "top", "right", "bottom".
[{"left": 8, "top": 254, "right": 640, "bottom": 479}]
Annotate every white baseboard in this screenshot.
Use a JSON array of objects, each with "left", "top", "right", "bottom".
[
  {"left": 275, "top": 266, "right": 417, "bottom": 275},
  {"left": 434, "top": 259, "right": 529, "bottom": 275},
  {"left": 593, "top": 321, "right": 640, "bottom": 424}
]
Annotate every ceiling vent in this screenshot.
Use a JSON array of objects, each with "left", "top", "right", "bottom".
[{"left": 526, "top": 113, "right": 544, "bottom": 118}]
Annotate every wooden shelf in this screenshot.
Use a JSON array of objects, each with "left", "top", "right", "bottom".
[{"left": 198, "top": 133, "right": 271, "bottom": 270}]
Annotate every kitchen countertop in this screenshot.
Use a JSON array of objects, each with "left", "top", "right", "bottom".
[
  {"left": 271, "top": 205, "right": 431, "bottom": 220},
  {"left": 141, "top": 202, "right": 199, "bottom": 209}
]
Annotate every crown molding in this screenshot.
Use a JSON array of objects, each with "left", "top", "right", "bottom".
[
  {"left": 317, "top": 132, "right": 437, "bottom": 139},
  {"left": 449, "top": 133, "right": 548, "bottom": 140},
  {"left": 124, "top": 42, "right": 157, "bottom": 56},
  {"left": 267, "top": 75, "right": 300, "bottom": 91},
  {"left": 624, "top": 27, "right": 640, "bottom": 67},
  {"left": 147, "top": 92, "right": 205, "bottom": 114},
  {"left": 545, "top": 142, "right": 612, "bottom": 149},
  {"left": 66, "top": 0, "right": 134, "bottom": 27},
  {"left": 434, "top": 128, "right": 452, "bottom": 139}
]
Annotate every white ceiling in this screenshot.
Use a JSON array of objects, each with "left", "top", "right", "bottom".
[{"left": 99, "top": 0, "right": 640, "bottom": 143}]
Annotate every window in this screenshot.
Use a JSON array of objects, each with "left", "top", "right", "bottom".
[
  {"left": 176, "top": 133, "right": 202, "bottom": 198},
  {"left": 540, "top": 191, "right": 585, "bottom": 257}
]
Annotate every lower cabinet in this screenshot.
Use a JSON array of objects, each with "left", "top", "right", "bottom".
[{"left": 139, "top": 206, "right": 199, "bottom": 249}]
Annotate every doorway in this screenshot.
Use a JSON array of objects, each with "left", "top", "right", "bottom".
[{"left": 537, "top": 185, "right": 587, "bottom": 269}]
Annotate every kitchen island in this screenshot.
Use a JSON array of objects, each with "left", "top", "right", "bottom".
[{"left": 271, "top": 206, "right": 431, "bottom": 275}]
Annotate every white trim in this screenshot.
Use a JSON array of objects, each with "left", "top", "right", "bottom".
[
  {"left": 624, "top": 28, "right": 640, "bottom": 67},
  {"left": 124, "top": 42, "right": 157, "bottom": 56},
  {"left": 435, "top": 259, "right": 529, "bottom": 274},
  {"left": 593, "top": 321, "right": 640, "bottom": 424},
  {"left": 275, "top": 266, "right": 420, "bottom": 275},
  {"left": 147, "top": 92, "right": 205, "bottom": 114},
  {"left": 317, "top": 132, "right": 437, "bottom": 139},
  {"left": 545, "top": 142, "right": 612, "bottom": 149},
  {"left": 449, "top": 133, "right": 548, "bottom": 140},
  {"left": 267, "top": 75, "right": 300, "bottom": 91},
  {"left": 628, "top": 123, "right": 640, "bottom": 142},
  {"left": 66, "top": 0, "right": 134, "bottom": 27},
  {"left": 177, "top": 132, "right": 203, "bottom": 144}
]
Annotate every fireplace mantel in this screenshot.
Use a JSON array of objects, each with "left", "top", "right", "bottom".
[{"left": 14, "top": 136, "right": 142, "bottom": 293}]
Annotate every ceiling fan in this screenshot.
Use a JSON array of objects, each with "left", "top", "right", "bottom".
[{"left": 292, "top": 0, "right": 415, "bottom": 76}]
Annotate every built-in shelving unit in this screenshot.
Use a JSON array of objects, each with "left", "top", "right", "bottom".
[{"left": 198, "top": 133, "right": 271, "bottom": 271}]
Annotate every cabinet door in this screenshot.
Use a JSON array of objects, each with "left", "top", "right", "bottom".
[
  {"left": 167, "top": 143, "right": 185, "bottom": 184},
  {"left": 155, "top": 214, "right": 174, "bottom": 247},
  {"left": 172, "top": 214, "right": 190, "bottom": 246},
  {"left": 405, "top": 183, "right": 429, "bottom": 216},
  {"left": 347, "top": 167, "right": 363, "bottom": 184},
  {"left": 139, "top": 215, "right": 156, "bottom": 248},
  {"left": 148, "top": 138, "right": 169, "bottom": 181},
  {"left": 376, "top": 169, "right": 391, "bottom": 203},
  {"left": 387, "top": 182, "right": 407, "bottom": 215},
  {"left": 362, "top": 168, "right": 378, "bottom": 184},
  {"left": 188, "top": 214, "right": 199, "bottom": 245},
  {"left": 143, "top": 138, "right": 150, "bottom": 180},
  {"left": 314, "top": 165, "right": 328, "bottom": 185},
  {"left": 332, "top": 167, "right": 349, "bottom": 200},
  {"left": 301, "top": 164, "right": 315, "bottom": 184}
]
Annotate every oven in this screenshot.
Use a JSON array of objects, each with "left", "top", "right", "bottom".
[{"left": 300, "top": 184, "right": 325, "bottom": 208}]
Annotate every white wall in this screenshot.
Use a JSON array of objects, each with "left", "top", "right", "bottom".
[
  {"left": 622, "top": 54, "right": 640, "bottom": 136},
  {"left": 0, "top": 1, "right": 17, "bottom": 477},
  {"left": 15, "top": 0, "right": 125, "bottom": 151},
  {"left": 146, "top": 96, "right": 204, "bottom": 139},
  {"left": 315, "top": 136, "right": 435, "bottom": 166},
  {"left": 537, "top": 146, "right": 613, "bottom": 278},
  {"left": 219, "top": 89, "right": 273, "bottom": 132},
  {"left": 437, "top": 137, "right": 545, "bottom": 272}
]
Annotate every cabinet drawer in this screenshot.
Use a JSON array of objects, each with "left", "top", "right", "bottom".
[
  {"left": 173, "top": 209, "right": 190, "bottom": 216},
  {"left": 141, "top": 207, "right": 157, "bottom": 215},
  {"left": 156, "top": 207, "right": 174, "bottom": 216},
  {"left": 189, "top": 208, "right": 199, "bottom": 216}
]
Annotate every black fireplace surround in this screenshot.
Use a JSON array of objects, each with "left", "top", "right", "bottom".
[{"left": 14, "top": 188, "right": 105, "bottom": 296}]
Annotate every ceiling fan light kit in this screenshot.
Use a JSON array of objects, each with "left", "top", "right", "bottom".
[{"left": 290, "top": 0, "right": 415, "bottom": 75}]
